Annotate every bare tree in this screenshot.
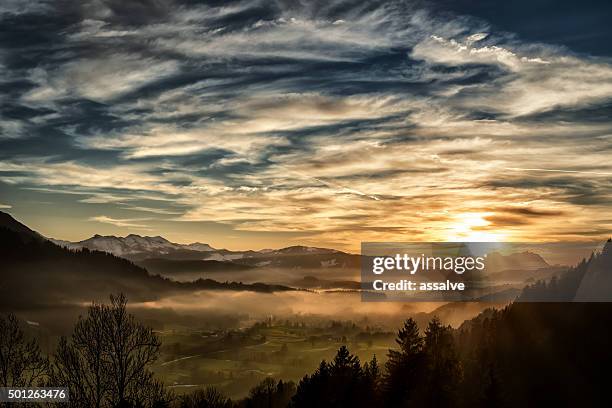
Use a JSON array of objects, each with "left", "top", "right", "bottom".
[
  {"left": 51, "top": 294, "right": 170, "bottom": 408},
  {"left": 0, "top": 313, "right": 49, "bottom": 408},
  {"left": 51, "top": 301, "right": 110, "bottom": 408},
  {"left": 178, "top": 387, "right": 232, "bottom": 408},
  {"left": 0, "top": 313, "right": 48, "bottom": 387}
]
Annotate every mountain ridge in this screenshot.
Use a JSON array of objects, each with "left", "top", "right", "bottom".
[
  {"left": 0, "top": 211, "right": 295, "bottom": 311},
  {"left": 50, "top": 233, "right": 344, "bottom": 260}
]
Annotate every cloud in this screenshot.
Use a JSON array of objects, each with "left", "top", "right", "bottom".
[
  {"left": 0, "top": 0, "right": 49, "bottom": 16},
  {"left": 89, "top": 215, "right": 150, "bottom": 229},
  {"left": 412, "top": 34, "right": 549, "bottom": 71},
  {"left": 23, "top": 54, "right": 179, "bottom": 103},
  {"left": 493, "top": 206, "right": 564, "bottom": 217},
  {"left": 0, "top": 203, "right": 12, "bottom": 209},
  {"left": 411, "top": 33, "right": 612, "bottom": 116},
  {"left": 1, "top": 0, "right": 612, "bottom": 248},
  {"left": 505, "top": 167, "right": 612, "bottom": 177}
]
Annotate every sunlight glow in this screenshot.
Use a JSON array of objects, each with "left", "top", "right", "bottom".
[{"left": 447, "top": 212, "right": 507, "bottom": 242}]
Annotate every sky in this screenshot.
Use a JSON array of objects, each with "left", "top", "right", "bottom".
[{"left": 1, "top": 0, "right": 611, "bottom": 251}]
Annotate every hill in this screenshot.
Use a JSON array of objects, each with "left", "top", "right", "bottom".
[
  {"left": 485, "top": 251, "right": 549, "bottom": 272},
  {"left": 517, "top": 239, "right": 612, "bottom": 302},
  {"left": 454, "top": 241, "right": 612, "bottom": 404},
  {"left": 0, "top": 211, "right": 44, "bottom": 241},
  {"left": 51, "top": 233, "right": 360, "bottom": 270},
  {"left": 0, "top": 212, "right": 294, "bottom": 311},
  {"left": 137, "top": 258, "right": 254, "bottom": 276}
]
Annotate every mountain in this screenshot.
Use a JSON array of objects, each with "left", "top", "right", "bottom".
[
  {"left": 445, "top": 241, "right": 612, "bottom": 406},
  {"left": 50, "top": 234, "right": 208, "bottom": 259},
  {"left": 0, "top": 211, "right": 44, "bottom": 242},
  {"left": 573, "top": 239, "right": 612, "bottom": 301},
  {"left": 234, "top": 248, "right": 359, "bottom": 270},
  {"left": 517, "top": 239, "right": 612, "bottom": 302},
  {"left": 51, "top": 234, "right": 359, "bottom": 271},
  {"left": 0, "top": 212, "right": 294, "bottom": 310},
  {"left": 257, "top": 246, "right": 340, "bottom": 256},
  {"left": 292, "top": 276, "right": 361, "bottom": 290},
  {"left": 138, "top": 258, "right": 253, "bottom": 276},
  {"left": 50, "top": 235, "right": 340, "bottom": 260},
  {"left": 485, "top": 251, "right": 549, "bottom": 272},
  {"left": 184, "top": 242, "right": 215, "bottom": 252},
  {"left": 487, "top": 265, "right": 566, "bottom": 285}
]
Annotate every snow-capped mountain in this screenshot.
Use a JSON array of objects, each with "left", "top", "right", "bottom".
[
  {"left": 257, "top": 245, "right": 340, "bottom": 256},
  {"left": 50, "top": 234, "right": 217, "bottom": 259},
  {"left": 49, "top": 235, "right": 347, "bottom": 265},
  {"left": 183, "top": 242, "right": 215, "bottom": 252}
]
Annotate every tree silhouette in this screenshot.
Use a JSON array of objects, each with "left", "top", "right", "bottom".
[
  {"left": 292, "top": 345, "right": 380, "bottom": 408},
  {"left": 363, "top": 354, "right": 380, "bottom": 387},
  {"left": 178, "top": 387, "right": 231, "bottom": 408},
  {"left": 291, "top": 360, "right": 330, "bottom": 408},
  {"left": 238, "top": 378, "right": 295, "bottom": 408},
  {"left": 415, "top": 317, "right": 462, "bottom": 408},
  {"left": 51, "top": 294, "right": 170, "bottom": 408},
  {"left": 382, "top": 318, "right": 423, "bottom": 407},
  {"left": 0, "top": 313, "right": 49, "bottom": 408},
  {"left": 330, "top": 345, "right": 361, "bottom": 377},
  {"left": 363, "top": 355, "right": 381, "bottom": 405}
]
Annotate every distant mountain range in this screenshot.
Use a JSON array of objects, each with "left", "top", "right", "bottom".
[
  {"left": 0, "top": 211, "right": 294, "bottom": 310},
  {"left": 50, "top": 234, "right": 344, "bottom": 261},
  {"left": 483, "top": 251, "right": 567, "bottom": 285},
  {"left": 49, "top": 233, "right": 361, "bottom": 273},
  {"left": 517, "top": 239, "right": 612, "bottom": 302},
  {"left": 51, "top": 234, "right": 218, "bottom": 259},
  {"left": 485, "top": 251, "right": 549, "bottom": 272},
  {"left": 2, "top": 210, "right": 610, "bottom": 304}
]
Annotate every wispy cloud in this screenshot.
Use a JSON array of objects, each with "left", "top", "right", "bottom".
[
  {"left": 506, "top": 167, "right": 612, "bottom": 177},
  {"left": 1, "top": 0, "right": 611, "bottom": 248},
  {"left": 89, "top": 215, "right": 151, "bottom": 229}
]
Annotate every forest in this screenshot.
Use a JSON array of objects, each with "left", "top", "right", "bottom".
[
  {"left": 3, "top": 292, "right": 612, "bottom": 407},
  {"left": 2, "top": 211, "right": 611, "bottom": 406}
]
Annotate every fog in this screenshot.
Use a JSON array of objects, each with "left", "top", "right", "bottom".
[
  {"left": 157, "top": 267, "right": 361, "bottom": 285},
  {"left": 12, "top": 289, "right": 500, "bottom": 336},
  {"left": 130, "top": 289, "right": 493, "bottom": 330}
]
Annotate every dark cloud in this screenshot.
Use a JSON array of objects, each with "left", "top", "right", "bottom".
[
  {"left": 485, "top": 177, "right": 612, "bottom": 206},
  {"left": 494, "top": 206, "right": 564, "bottom": 217},
  {"left": 483, "top": 215, "right": 531, "bottom": 226}
]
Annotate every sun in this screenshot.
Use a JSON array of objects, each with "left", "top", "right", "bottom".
[{"left": 446, "top": 212, "right": 507, "bottom": 242}]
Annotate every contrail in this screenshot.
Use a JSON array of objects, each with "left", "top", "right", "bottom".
[
  {"left": 505, "top": 167, "right": 612, "bottom": 177},
  {"left": 287, "top": 169, "right": 380, "bottom": 201},
  {"left": 312, "top": 177, "right": 381, "bottom": 201}
]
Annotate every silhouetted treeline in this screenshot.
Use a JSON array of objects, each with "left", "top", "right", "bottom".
[
  {"left": 518, "top": 239, "right": 612, "bottom": 301},
  {"left": 3, "top": 238, "right": 612, "bottom": 407},
  {"left": 5, "top": 296, "right": 612, "bottom": 407},
  {"left": 282, "top": 243, "right": 612, "bottom": 407},
  {"left": 237, "top": 301, "right": 612, "bottom": 407}
]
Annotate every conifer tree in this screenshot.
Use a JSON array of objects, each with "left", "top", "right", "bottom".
[{"left": 383, "top": 318, "right": 424, "bottom": 407}]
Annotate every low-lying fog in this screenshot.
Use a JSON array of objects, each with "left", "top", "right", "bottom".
[
  {"left": 158, "top": 267, "right": 361, "bottom": 285},
  {"left": 136, "top": 290, "right": 438, "bottom": 322},
  {"left": 128, "top": 290, "right": 499, "bottom": 332}
]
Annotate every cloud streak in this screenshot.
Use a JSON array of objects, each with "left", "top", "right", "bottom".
[
  {"left": 1, "top": 0, "right": 611, "bottom": 249},
  {"left": 89, "top": 215, "right": 151, "bottom": 229}
]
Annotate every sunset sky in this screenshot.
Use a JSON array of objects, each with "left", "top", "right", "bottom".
[{"left": 1, "top": 0, "right": 611, "bottom": 250}]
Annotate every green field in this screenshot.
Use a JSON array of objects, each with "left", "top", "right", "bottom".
[{"left": 153, "top": 319, "right": 396, "bottom": 399}]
